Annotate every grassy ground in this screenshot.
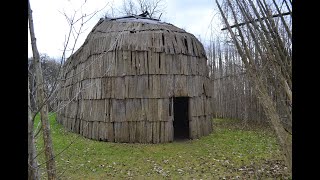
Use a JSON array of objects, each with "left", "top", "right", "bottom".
[{"left": 35, "top": 114, "right": 291, "bottom": 179}]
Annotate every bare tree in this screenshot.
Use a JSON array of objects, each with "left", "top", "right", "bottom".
[
  {"left": 28, "top": 79, "right": 40, "bottom": 180},
  {"left": 28, "top": 55, "right": 60, "bottom": 112},
  {"left": 121, "top": 0, "right": 138, "bottom": 15},
  {"left": 215, "top": 0, "right": 292, "bottom": 172},
  {"left": 28, "top": 1, "right": 109, "bottom": 178},
  {"left": 120, "top": 0, "right": 166, "bottom": 19},
  {"left": 206, "top": 37, "right": 269, "bottom": 126},
  {"left": 28, "top": 57, "right": 38, "bottom": 113},
  {"left": 28, "top": 0, "right": 57, "bottom": 179}
]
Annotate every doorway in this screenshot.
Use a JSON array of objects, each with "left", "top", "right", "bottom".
[{"left": 173, "top": 97, "right": 190, "bottom": 140}]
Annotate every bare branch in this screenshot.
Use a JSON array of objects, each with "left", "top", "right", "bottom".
[{"left": 221, "top": 12, "right": 290, "bottom": 30}]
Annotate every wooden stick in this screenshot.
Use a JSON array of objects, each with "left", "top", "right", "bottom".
[{"left": 221, "top": 12, "right": 291, "bottom": 30}]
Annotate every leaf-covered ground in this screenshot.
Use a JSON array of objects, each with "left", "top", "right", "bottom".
[{"left": 35, "top": 114, "right": 291, "bottom": 179}]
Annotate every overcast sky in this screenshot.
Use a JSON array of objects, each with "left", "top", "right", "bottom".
[{"left": 28, "top": 0, "right": 223, "bottom": 59}]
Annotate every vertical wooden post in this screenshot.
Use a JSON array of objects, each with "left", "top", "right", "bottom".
[
  {"left": 28, "top": 1, "right": 57, "bottom": 179},
  {"left": 28, "top": 80, "right": 40, "bottom": 180}
]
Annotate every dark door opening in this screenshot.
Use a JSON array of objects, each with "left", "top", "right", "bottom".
[{"left": 173, "top": 97, "right": 190, "bottom": 140}]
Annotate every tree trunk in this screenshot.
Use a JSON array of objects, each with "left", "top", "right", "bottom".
[
  {"left": 28, "top": 1, "right": 57, "bottom": 179},
  {"left": 254, "top": 78, "right": 292, "bottom": 170},
  {"left": 216, "top": 0, "right": 292, "bottom": 172},
  {"left": 28, "top": 80, "right": 40, "bottom": 180}
]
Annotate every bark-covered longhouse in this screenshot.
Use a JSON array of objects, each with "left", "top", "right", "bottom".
[{"left": 57, "top": 15, "right": 214, "bottom": 143}]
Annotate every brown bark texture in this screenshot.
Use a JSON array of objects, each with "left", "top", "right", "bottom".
[
  {"left": 28, "top": 80, "right": 40, "bottom": 180},
  {"left": 28, "top": 1, "right": 57, "bottom": 179}
]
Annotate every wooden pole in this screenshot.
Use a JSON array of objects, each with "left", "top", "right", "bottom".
[
  {"left": 216, "top": 0, "right": 292, "bottom": 172},
  {"left": 28, "top": 79, "right": 40, "bottom": 180},
  {"left": 28, "top": 1, "right": 57, "bottom": 179},
  {"left": 221, "top": 12, "right": 291, "bottom": 30}
]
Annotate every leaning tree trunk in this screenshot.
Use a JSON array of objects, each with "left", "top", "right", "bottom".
[
  {"left": 216, "top": 0, "right": 292, "bottom": 172},
  {"left": 28, "top": 1, "right": 57, "bottom": 179},
  {"left": 28, "top": 80, "right": 40, "bottom": 180}
]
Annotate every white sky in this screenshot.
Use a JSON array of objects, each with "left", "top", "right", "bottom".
[{"left": 28, "top": 0, "right": 223, "bottom": 59}]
